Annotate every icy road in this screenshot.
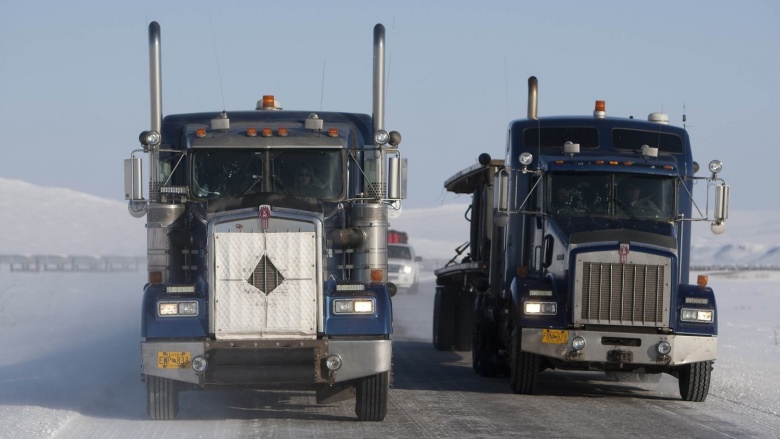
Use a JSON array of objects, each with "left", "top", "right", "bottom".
[{"left": 1, "top": 270, "right": 778, "bottom": 438}]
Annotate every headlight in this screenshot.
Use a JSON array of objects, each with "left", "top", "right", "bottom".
[
  {"left": 681, "top": 308, "right": 714, "bottom": 323},
  {"left": 524, "top": 302, "right": 557, "bottom": 315},
  {"left": 402, "top": 265, "right": 413, "bottom": 274},
  {"left": 333, "top": 298, "right": 375, "bottom": 314},
  {"left": 158, "top": 301, "right": 199, "bottom": 317}
]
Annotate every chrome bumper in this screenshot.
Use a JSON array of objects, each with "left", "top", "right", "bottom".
[
  {"left": 521, "top": 328, "right": 716, "bottom": 366},
  {"left": 141, "top": 339, "right": 392, "bottom": 385}
]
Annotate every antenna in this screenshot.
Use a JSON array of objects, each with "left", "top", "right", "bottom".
[
  {"left": 683, "top": 101, "right": 687, "bottom": 130},
  {"left": 320, "top": 60, "right": 326, "bottom": 111},
  {"left": 208, "top": 10, "right": 226, "bottom": 111}
]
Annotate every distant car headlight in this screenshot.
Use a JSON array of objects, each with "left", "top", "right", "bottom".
[
  {"left": 402, "top": 265, "right": 413, "bottom": 274},
  {"left": 333, "top": 298, "right": 375, "bottom": 314},
  {"left": 680, "top": 308, "right": 714, "bottom": 323},
  {"left": 524, "top": 302, "right": 557, "bottom": 315}
]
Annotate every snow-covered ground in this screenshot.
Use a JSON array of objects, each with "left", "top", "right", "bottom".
[{"left": 1, "top": 177, "right": 779, "bottom": 437}]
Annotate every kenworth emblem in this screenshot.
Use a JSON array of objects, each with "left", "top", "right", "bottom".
[
  {"left": 258, "top": 205, "right": 271, "bottom": 230},
  {"left": 619, "top": 243, "right": 630, "bottom": 264}
]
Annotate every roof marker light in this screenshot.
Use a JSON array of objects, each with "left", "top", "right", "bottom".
[
  {"left": 195, "top": 128, "right": 207, "bottom": 138},
  {"left": 277, "top": 128, "right": 288, "bottom": 137},
  {"left": 328, "top": 128, "right": 339, "bottom": 137},
  {"left": 257, "top": 95, "right": 281, "bottom": 110},
  {"left": 262, "top": 128, "right": 273, "bottom": 137},
  {"left": 247, "top": 128, "right": 257, "bottom": 137},
  {"left": 594, "top": 100, "right": 606, "bottom": 118}
]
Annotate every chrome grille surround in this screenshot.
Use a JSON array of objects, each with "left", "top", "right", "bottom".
[{"left": 574, "top": 251, "right": 671, "bottom": 327}]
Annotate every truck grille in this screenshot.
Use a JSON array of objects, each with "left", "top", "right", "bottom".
[
  {"left": 213, "top": 231, "right": 318, "bottom": 340},
  {"left": 574, "top": 255, "right": 671, "bottom": 327}
]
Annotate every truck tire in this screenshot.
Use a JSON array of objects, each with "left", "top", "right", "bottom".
[
  {"left": 355, "top": 371, "right": 389, "bottom": 421},
  {"left": 146, "top": 375, "right": 179, "bottom": 420},
  {"left": 453, "top": 291, "right": 475, "bottom": 351},
  {"left": 509, "top": 327, "right": 540, "bottom": 394},
  {"left": 433, "top": 287, "right": 455, "bottom": 351},
  {"left": 678, "top": 361, "right": 712, "bottom": 402}
]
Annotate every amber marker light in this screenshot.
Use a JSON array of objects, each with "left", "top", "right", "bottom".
[
  {"left": 262, "top": 128, "right": 273, "bottom": 137},
  {"left": 277, "top": 128, "right": 288, "bottom": 137},
  {"left": 371, "top": 269, "right": 384, "bottom": 282},
  {"left": 262, "top": 95, "right": 275, "bottom": 109},
  {"left": 247, "top": 128, "right": 257, "bottom": 137},
  {"left": 328, "top": 128, "right": 339, "bottom": 137},
  {"left": 195, "top": 128, "right": 207, "bottom": 138},
  {"left": 697, "top": 275, "right": 709, "bottom": 287},
  {"left": 149, "top": 272, "right": 163, "bottom": 284}
]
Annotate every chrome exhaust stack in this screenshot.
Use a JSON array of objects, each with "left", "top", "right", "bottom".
[
  {"left": 527, "top": 76, "right": 538, "bottom": 120},
  {"left": 147, "top": 21, "right": 163, "bottom": 202}
]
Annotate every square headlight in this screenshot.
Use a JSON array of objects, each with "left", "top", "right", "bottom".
[
  {"left": 524, "top": 302, "right": 557, "bottom": 315},
  {"left": 681, "top": 308, "right": 713, "bottom": 323},
  {"left": 333, "top": 298, "right": 375, "bottom": 314}
]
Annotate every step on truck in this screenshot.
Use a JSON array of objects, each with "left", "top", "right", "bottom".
[
  {"left": 124, "top": 22, "right": 407, "bottom": 421},
  {"left": 433, "top": 77, "right": 729, "bottom": 401}
]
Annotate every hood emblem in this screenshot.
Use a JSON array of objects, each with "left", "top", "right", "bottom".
[
  {"left": 258, "top": 205, "right": 271, "bottom": 230},
  {"left": 619, "top": 243, "right": 630, "bottom": 264}
]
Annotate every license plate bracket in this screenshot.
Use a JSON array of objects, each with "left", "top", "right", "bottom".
[{"left": 607, "top": 349, "right": 633, "bottom": 363}]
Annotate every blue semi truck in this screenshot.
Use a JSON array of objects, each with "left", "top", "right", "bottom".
[
  {"left": 125, "top": 22, "right": 405, "bottom": 420},
  {"left": 434, "top": 77, "right": 729, "bottom": 401}
]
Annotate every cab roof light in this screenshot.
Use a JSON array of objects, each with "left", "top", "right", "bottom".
[
  {"left": 370, "top": 269, "right": 384, "bottom": 282},
  {"left": 663, "top": 165, "right": 674, "bottom": 170},
  {"left": 609, "top": 161, "right": 619, "bottom": 165},
  {"left": 595, "top": 160, "right": 605, "bottom": 165},
  {"left": 553, "top": 160, "right": 564, "bottom": 165},
  {"left": 277, "top": 128, "right": 288, "bottom": 137},
  {"left": 697, "top": 275, "right": 709, "bottom": 288},
  {"left": 262, "top": 128, "right": 273, "bottom": 137},
  {"left": 195, "top": 128, "right": 207, "bottom": 138},
  {"left": 247, "top": 127, "right": 257, "bottom": 137},
  {"left": 257, "top": 95, "right": 281, "bottom": 110},
  {"left": 328, "top": 128, "right": 339, "bottom": 137},
  {"left": 623, "top": 161, "right": 634, "bottom": 166},
  {"left": 594, "top": 100, "right": 606, "bottom": 118}
]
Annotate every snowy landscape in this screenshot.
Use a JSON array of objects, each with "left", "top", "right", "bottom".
[{"left": 1, "top": 177, "right": 779, "bottom": 438}]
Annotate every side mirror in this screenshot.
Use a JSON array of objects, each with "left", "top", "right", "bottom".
[
  {"left": 124, "top": 157, "right": 143, "bottom": 201},
  {"left": 711, "top": 184, "right": 730, "bottom": 235},
  {"left": 542, "top": 234, "right": 554, "bottom": 268},
  {"left": 388, "top": 156, "right": 407, "bottom": 200}
]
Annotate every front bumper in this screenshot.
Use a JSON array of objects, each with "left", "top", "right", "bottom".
[
  {"left": 141, "top": 338, "right": 392, "bottom": 386},
  {"left": 521, "top": 328, "right": 716, "bottom": 367}
]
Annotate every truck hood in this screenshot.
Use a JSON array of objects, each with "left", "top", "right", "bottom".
[{"left": 548, "top": 216, "right": 677, "bottom": 250}]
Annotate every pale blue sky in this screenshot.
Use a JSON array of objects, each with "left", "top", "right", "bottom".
[{"left": 1, "top": 0, "right": 777, "bottom": 210}]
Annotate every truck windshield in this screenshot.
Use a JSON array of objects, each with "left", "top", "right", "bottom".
[
  {"left": 546, "top": 173, "right": 675, "bottom": 221},
  {"left": 191, "top": 148, "right": 344, "bottom": 200}
]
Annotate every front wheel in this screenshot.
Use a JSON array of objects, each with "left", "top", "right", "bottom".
[
  {"left": 355, "top": 371, "right": 389, "bottom": 421},
  {"left": 509, "top": 327, "right": 540, "bottom": 394},
  {"left": 678, "top": 361, "right": 712, "bottom": 402},
  {"left": 146, "top": 375, "right": 179, "bottom": 420}
]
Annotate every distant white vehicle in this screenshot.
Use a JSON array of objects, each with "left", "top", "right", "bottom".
[{"left": 387, "top": 243, "right": 421, "bottom": 294}]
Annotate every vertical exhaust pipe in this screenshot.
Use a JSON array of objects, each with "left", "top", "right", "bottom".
[
  {"left": 367, "top": 23, "right": 386, "bottom": 198},
  {"left": 148, "top": 21, "right": 163, "bottom": 201},
  {"left": 527, "top": 76, "right": 538, "bottom": 120},
  {"left": 373, "top": 24, "right": 385, "bottom": 134}
]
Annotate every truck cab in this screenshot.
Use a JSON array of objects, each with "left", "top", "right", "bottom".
[{"left": 125, "top": 22, "right": 405, "bottom": 421}]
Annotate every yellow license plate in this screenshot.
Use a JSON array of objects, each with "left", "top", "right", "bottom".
[
  {"left": 542, "top": 329, "right": 569, "bottom": 344},
  {"left": 157, "top": 351, "right": 191, "bottom": 369}
]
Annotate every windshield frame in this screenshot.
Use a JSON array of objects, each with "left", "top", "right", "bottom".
[
  {"left": 545, "top": 172, "right": 677, "bottom": 221},
  {"left": 190, "top": 147, "right": 347, "bottom": 201}
]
